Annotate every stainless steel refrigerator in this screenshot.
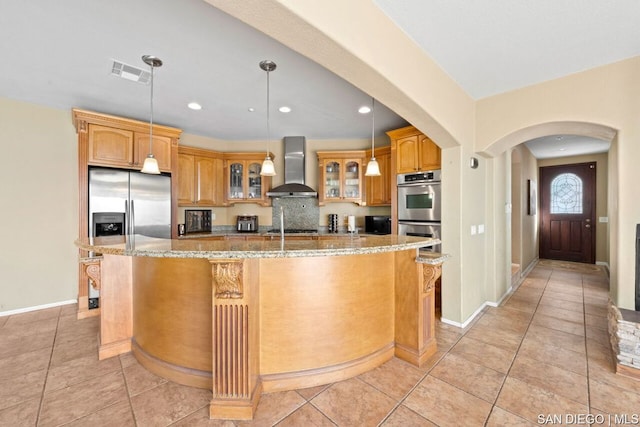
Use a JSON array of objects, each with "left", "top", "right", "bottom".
[{"left": 89, "top": 167, "right": 171, "bottom": 239}]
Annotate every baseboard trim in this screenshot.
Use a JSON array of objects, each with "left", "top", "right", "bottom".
[
  {"left": 441, "top": 302, "right": 489, "bottom": 329},
  {"left": 0, "top": 300, "right": 77, "bottom": 317},
  {"left": 596, "top": 261, "right": 610, "bottom": 276}
]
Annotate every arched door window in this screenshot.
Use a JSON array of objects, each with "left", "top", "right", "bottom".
[{"left": 550, "top": 173, "right": 583, "bottom": 214}]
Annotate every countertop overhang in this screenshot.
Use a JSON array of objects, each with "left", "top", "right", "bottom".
[{"left": 75, "top": 234, "right": 440, "bottom": 259}]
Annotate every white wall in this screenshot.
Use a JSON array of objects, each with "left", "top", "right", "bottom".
[{"left": 0, "top": 98, "right": 78, "bottom": 312}]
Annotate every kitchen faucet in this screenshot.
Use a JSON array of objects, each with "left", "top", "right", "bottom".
[{"left": 280, "top": 206, "right": 285, "bottom": 242}]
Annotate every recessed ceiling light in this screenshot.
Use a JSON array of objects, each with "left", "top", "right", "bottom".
[
  {"left": 279, "top": 106, "right": 291, "bottom": 113},
  {"left": 559, "top": 147, "right": 567, "bottom": 151},
  {"left": 358, "top": 106, "right": 371, "bottom": 114},
  {"left": 555, "top": 136, "right": 564, "bottom": 140},
  {"left": 248, "top": 107, "right": 255, "bottom": 112},
  {"left": 187, "top": 102, "right": 202, "bottom": 110}
]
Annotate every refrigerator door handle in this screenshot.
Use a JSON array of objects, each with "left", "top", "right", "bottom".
[
  {"left": 124, "top": 200, "right": 130, "bottom": 236},
  {"left": 131, "top": 200, "right": 135, "bottom": 236}
]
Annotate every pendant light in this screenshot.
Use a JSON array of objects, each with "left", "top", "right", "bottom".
[
  {"left": 140, "top": 55, "right": 162, "bottom": 174},
  {"left": 259, "top": 60, "right": 276, "bottom": 176},
  {"left": 365, "top": 97, "right": 381, "bottom": 176}
]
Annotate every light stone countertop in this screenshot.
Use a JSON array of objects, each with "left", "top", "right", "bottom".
[
  {"left": 415, "top": 251, "right": 451, "bottom": 265},
  {"left": 75, "top": 234, "right": 441, "bottom": 259}
]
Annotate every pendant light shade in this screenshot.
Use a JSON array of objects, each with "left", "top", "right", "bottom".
[
  {"left": 141, "top": 55, "right": 162, "bottom": 175},
  {"left": 365, "top": 97, "right": 381, "bottom": 177},
  {"left": 260, "top": 60, "right": 277, "bottom": 176}
]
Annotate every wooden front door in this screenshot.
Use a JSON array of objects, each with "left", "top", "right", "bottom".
[{"left": 539, "top": 162, "right": 596, "bottom": 263}]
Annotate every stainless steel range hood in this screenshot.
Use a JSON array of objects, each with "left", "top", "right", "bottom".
[{"left": 267, "top": 136, "right": 318, "bottom": 198}]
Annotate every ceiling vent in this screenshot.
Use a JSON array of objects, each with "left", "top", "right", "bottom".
[{"left": 111, "top": 60, "right": 151, "bottom": 84}]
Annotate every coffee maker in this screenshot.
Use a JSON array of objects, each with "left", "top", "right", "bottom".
[{"left": 236, "top": 215, "right": 259, "bottom": 232}]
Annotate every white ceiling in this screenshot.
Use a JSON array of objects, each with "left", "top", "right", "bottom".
[{"left": 2, "top": 1, "right": 637, "bottom": 157}]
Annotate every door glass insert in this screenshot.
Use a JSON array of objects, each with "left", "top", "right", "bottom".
[
  {"left": 550, "top": 173, "right": 583, "bottom": 214},
  {"left": 229, "top": 163, "right": 244, "bottom": 199},
  {"left": 247, "top": 162, "right": 262, "bottom": 199},
  {"left": 325, "top": 161, "right": 340, "bottom": 198},
  {"left": 344, "top": 161, "right": 359, "bottom": 198}
]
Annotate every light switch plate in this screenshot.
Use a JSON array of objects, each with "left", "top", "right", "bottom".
[
  {"left": 599, "top": 216, "right": 608, "bottom": 223},
  {"left": 471, "top": 225, "right": 477, "bottom": 235},
  {"left": 478, "top": 224, "right": 485, "bottom": 234}
]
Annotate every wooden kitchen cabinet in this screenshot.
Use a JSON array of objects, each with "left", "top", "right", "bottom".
[
  {"left": 177, "top": 147, "right": 224, "bottom": 206},
  {"left": 88, "top": 124, "right": 172, "bottom": 172},
  {"left": 223, "top": 153, "right": 272, "bottom": 207},
  {"left": 365, "top": 146, "right": 392, "bottom": 206},
  {"left": 317, "top": 151, "right": 366, "bottom": 206},
  {"left": 387, "top": 125, "right": 441, "bottom": 174}
]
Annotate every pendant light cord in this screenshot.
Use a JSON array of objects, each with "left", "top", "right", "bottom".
[
  {"left": 371, "top": 97, "right": 375, "bottom": 153},
  {"left": 149, "top": 64, "right": 154, "bottom": 155},
  {"left": 266, "top": 67, "right": 270, "bottom": 157}
]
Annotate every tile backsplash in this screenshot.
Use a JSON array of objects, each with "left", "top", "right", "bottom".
[{"left": 271, "top": 197, "right": 319, "bottom": 230}]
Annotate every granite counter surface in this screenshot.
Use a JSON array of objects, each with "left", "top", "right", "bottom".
[{"left": 76, "top": 234, "right": 440, "bottom": 259}]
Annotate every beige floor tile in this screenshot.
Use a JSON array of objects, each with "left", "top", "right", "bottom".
[
  {"left": 486, "top": 406, "right": 538, "bottom": 426},
  {"left": 430, "top": 353, "right": 505, "bottom": 403},
  {"left": 404, "top": 375, "right": 492, "bottom": 426},
  {"left": 503, "top": 295, "right": 538, "bottom": 313},
  {"left": 531, "top": 312, "right": 585, "bottom": 337},
  {"left": 474, "top": 311, "right": 530, "bottom": 335},
  {"left": 585, "top": 313, "right": 608, "bottom": 330},
  {"left": 39, "top": 370, "right": 128, "bottom": 427},
  {"left": 278, "top": 403, "right": 335, "bottom": 427},
  {"left": 508, "top": 354, "right": 588, "bottom": 404},
  {"left": 358, "top": 357, "right": 424, "bottom": 400},
  {"left": 131, "top": 381, "right": 211, "bottom": 426},
  {"left": 525, "top": 324, "right": 586, "bottom": 354},
  {"left": 295, "top": 384, "right": 330, "bottom": 401},
  {"left": 589, "top": 379, "right": 640, "bottom": 416},
  {"left": 4, "top": 307, "right": 60, "bottom": 326},
  {"left": 0, "top": 398, "right": 40, "bottom": 426},
  {"left": 59, "top": 303, "right": 78, "bottom": 317},
  {"left": 535, "top": 305, "right": 585, "bottom": 325},
  {"left": 0, "top": 347, "right": 51, "bottom": 381},
  {"left": 450, "top": 336, "right": 516, "bottom": 374},
  {"left": 236, "top": 390, "right": 305, "bottom": 426},
  {"left": 483, "top": 305, "right": 534, "bottom": 325},
  {"left": 62, "top": 400, "right": 136, "bottom": 427},
  {"left": 45, "top": 353, "right": 121, "bottom": 393},
  {"left": 122, "top": 358, "right": 168, "bottom": 397},
  {"left": 545, "top": 283, "right": 583, "bottom": 297},
  {"left": 381, "top": 405, "right": 436, "bottom": 426},
  {"left": 0, "top": 330, "right": 56, "bottom": 360},
  {"left": 172, "top": 406, "right": 236, "bottom": 426},
  {"left": 538, "top": 295, "right": 584, "bottom": 313},
  {"left": 310, "top": 377, "right": 396, "bottom": 426},
  {"left": 518, "top": 336, "right": 587, "bottom": 375},
  {"left": 0, "top": 316, "right": 8, "bottom": 328},
  {"left": 588, "top": 360, "right": 640, "bottom": 396},
  {"left": 0, "top": 368, "right": 47, "bottom": 411},
  {"left": 518, "top": 277, "right": 548, "bottom": 290},
  {"left": 1, "top": 316, "right": 58, "bottom": 339},
  {"left": 415, "top": 350, "right": 447, "bottom": 373},
  {"left": 496, "top": 377, "right": 588, "bottom": 425},
  {"left": 49, "top": 334, "right": 99, "bottom": 367},
  {"left": 464, "top": 322, "right": 524, "bottom": 352},
  {"left": 513, "top": 287, "right": 545, "bottom": 300},
  {"left": 585, "top": 302, "right": 608, "bottom": 317},
  {"left": 586, "top": 325, "right": 611, "bottom": 347},
  {"left": 542, "top": 289, "right": 584, "bottom": 304}
]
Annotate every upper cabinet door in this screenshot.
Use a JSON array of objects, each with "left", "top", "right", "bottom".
[
  {"left": 395, "top": 135, "right": 419, "bottom": 173},
  {"left": 134, "top": 134, "right": 172, "bottom": 172},
  {"left": 177, "top": 153, "right": 196, "bottom": 205},
  {"left": 418, "top": 135, "right": 441, "bottom": 171},
  {"left": 88, "top": 124, "right": 134, "bottom": 168}
]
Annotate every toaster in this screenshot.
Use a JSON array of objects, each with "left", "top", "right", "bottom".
[{"left": 236, "top": 215, "right": 259, "bottom": 232}]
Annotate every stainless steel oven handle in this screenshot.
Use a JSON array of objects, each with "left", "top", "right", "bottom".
[{"left": 397, "top": 181, "right": 441, "bottom": 187}]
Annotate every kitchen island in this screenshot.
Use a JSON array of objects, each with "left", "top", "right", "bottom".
[{"left": 76, "top": 234, "right": 445, "bottom": 420}]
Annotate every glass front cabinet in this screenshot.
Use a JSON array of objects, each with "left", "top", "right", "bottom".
[
  {"left": 224, "top": 153, "right": 272, "bottom": 206},
  {"left": 317, "top": 151, "right": 365, "bottom": 205}
]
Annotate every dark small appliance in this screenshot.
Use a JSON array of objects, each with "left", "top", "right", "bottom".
[
  {"left": 365, "top": 215, "right": 391, "bottom": 235},
  {"left": 237, "top": 215, "right": 259, "bottom": 232},
  {"left": 328, "top": 214, "right": 339, "bottom": 233}
]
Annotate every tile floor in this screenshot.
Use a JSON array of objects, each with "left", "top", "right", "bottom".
[{"left": 1, "top": 260, "right": 639, "bottom": 426}]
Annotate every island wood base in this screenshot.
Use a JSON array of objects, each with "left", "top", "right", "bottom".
[{"left": 96, "top": 249, "right": 443, "bottom": 420}]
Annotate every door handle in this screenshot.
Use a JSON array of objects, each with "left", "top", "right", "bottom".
[{"left": 585, "top": 224, "right": 591, "bottom": 228}]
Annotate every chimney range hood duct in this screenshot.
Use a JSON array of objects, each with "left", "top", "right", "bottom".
[{"left": 267, "top": 136, "right": 318, "bottom": 198}]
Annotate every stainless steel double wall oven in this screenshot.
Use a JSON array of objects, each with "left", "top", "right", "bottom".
[{"left": 397, "top": 170, "right": 441, "bottom": 252}]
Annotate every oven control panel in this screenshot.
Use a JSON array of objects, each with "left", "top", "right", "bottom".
[{"left": 397, "top": 169, "right": 441, "bottom": 185}]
